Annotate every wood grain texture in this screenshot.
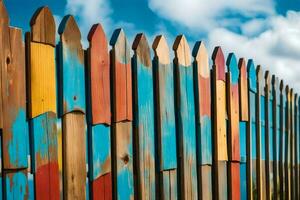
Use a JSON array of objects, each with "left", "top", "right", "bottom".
[
  {"left": 239, "top": 58, "right": 249, "bottom": 121},
  {"left": 30, "top": 7, "right": 55, "bottom": 46},
  {"left": 58, "top": 15, "right": 85, "bottom": 115},
  {"left": 87, "top": 23, "right": 110, "bottom": 125},
  {"left": 228, "top": 162, "right": 240, "bottom": 200},
  {"left": 226, "top": 53, "right": 240, "bottom": 161},
  {"left": 285, "top": 86, "right": 291, "bottom": 200},
  {"left": 192, "top": 41, "right": 212, "bottom": 200},
  {"left": 212, "top": 46, "right": 227, "bottom": 200},
  {"left": 1, "top": 9, "right": 28, "bottom": 169},
  {"left": 212, "top": 46, "right": 227, "bottom": 161},
  {"left": 161, "top": 170, "right": 177, "bottom": 200},
  {"left": 272, "top": 75, "right": 280, "bottom": 199},
  {"left": 3, "top": 170, "right": 29, "bottom": 199},
  {"left": 152, "top": 35, "right": 178, "bottom": 200},
  {"left": 192, "top": 41, "right": 212, "bottom": 165},
  {"left": 246, "top": 59, "right": 257, "bottom": 200},
  {"left": 31, "top": 112, "right": 59, "bottom": 200},
  {"left": 27, "top": 7, "right": 56, "bottom": 118},
  {"left": 91, "top": 173, "right": 112, "bottom": 200},
  {"left": 238, "top": 58, "right": 248, "bottom": 199},
  {"left": 89, "top": 124, "right": 111, "bottom": 199},
  {"left": 173, "top": 35, "right": 198, "bottom": 200},
  {"left": 112, "top": 122, "right": 134, "bottom": 200},
  {"left": 110, "top": 28, "right": 134, "bottom": 200},
  {"left": 256, "top": 65, "right": 267, "bottom": 200},
  {"left": 63, "top": 112, "right": 86, "bottom": 200},
  {"left": 110, "top": 28, "right": 132, "bottom": 122},
  {"left": 152, "top": 35, "right": 177, "bottom": 171},
  {"left": 132, "top": 33, "right": 155, "bottom": 200},
  {"left": 279, "top": 80, "right": 286, "bottom": 199},
  {"left": 265, "top": 71, "right": 275, "bottom": 200}
]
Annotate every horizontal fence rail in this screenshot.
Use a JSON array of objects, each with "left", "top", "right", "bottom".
[{"left": 0, "top": 1, "right": 299, "bottom": 199}]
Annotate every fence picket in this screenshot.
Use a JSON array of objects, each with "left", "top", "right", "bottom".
[
  {"left": 173, "top": 35, "right": 198, "bottom": 200},
  {"left": 226, "top": 53, "right": 240, "bottom": 200},
  {"left": 247, "top": 59, "right": 257, "bottom": 200},
  {"left": 132, "top": 33, "right": 156, "bottom": 200},
  {"left": 87, "top": 23, "right": 112, "bottom": 200},
  {"left": 58, "top": 15, "right": 87, "bottom": 200},
  {"left": 238, "top": 58, "right": 248, "bottom": 200},
  {"left": 192, "top": 41, "right": 212, "bottom": 200},
  {"left": 110, "top": 28, "right": 134, "bottom": 200},
  {"left": 152, "top": 35, "right": 178, "bottom": 200},
  {"left": 212, "top": 46, "right": 227, "bottom": 200}
]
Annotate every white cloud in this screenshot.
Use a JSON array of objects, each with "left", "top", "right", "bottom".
[
  {"left": 207, "top": 11, "right": 300, "bottom": 91},
  {"left": 65, "top": 0, "right": 113, "bottom": 47},
  {"left": 148, "top": 0, "right": 275, "bottom": 33}
]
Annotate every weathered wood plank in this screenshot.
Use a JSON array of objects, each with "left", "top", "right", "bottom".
[
  {"left": 290, "top": 89, "right": 295, "bottom": 199},
  {"left": 89, "top": 124, "right": 111, "bottom": 200},
  {"left": 87, "top": 23, "right": 112, "bottom": 200},
  {"left": 152, "top": 35, "right": 177, "bottom": 200},
  {"left": 62, "top": 112, "right": 86, "bottom": 200},
  {"left": 110, "top": 29, "right": 134, "bottom": 200},
  {"left": 1, "top": 22, "right": 28, "bottom": 171},
  {"left": 294, "top": 94, "right": 299, "bottom": 199},
  {"left": 239, "top": 58, "right": 249, "bottom": 121},
  {"left": 30, "top": 112, "right": 60, "bottom": 200},
  {"left": 58, "top": 15, "right": 86, "bottom": 200},
  {"left": 226, "top": 53, "right": 240, "bottom": 162},
  {"left": 58, "top": 15, "right": 85, "bottom": 115},
  {"left": 265, "top": 71, "right": 274, "bottom": 200},
  {"left": 226, "top": 53, "right": 240, "bottom": 200},
  {"left": 173, "top": 35, "right": 198, "bottom": 200},
  {"left": 26, "top": 7, "right": 60, "bottom": 200},
  {"left": 257, "top": 65, "right": 267, "bottom": 200},
  {"left": 279, "top": 80, "right": 286, "bottom": 199},
  {"left": 132, "top": 33, "right": 156, "bottom": 200},
  {"left": 192, "top": 41, "right": 212, "bottom": 199},
  {"left": 212, "top": 46, "right": 227, "bottom": 200},
  {"left": 238, "top": 58, "right": 248, "bottom": 199},
  {"left": 3, "top": 170, "right": 28, "bottom": 199},
  {"left": 27, "top": 6, "right": 57, "bottom": 118},
  {"left": 285, "top": 86, "right": 291, "bottom": 200},
  {"left": 272, "top": 75, "right": 280, "bottom": 199},
  {"left": 110, "top": 28, "right": 132, "bottom": 122},
  {"left": 87, "top": 23, "right": 110, "bottom": 125},
  {"left": 247, "top": 59, "right": 257, "bottom": 200}
]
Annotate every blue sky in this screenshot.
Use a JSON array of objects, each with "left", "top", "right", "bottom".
[{"left": 3, "top": 0, "right": 300, "bottom": 90}]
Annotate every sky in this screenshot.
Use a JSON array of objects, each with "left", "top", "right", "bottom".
[{"left": 3, "top": 0, "right": 300, "bottom": 91}]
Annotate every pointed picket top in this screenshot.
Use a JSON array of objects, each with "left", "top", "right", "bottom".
[
  {"left": 265, "top": 71, "right": 271, "bottom": 96},
  {"left": 272, "top": 76, "right": 280, "bottom": 105},
  {"left": 58, "top": 15, "right": 82, "bottom": 49},
  {"left": 212, "top": 46, "right": 225, "bottom": 81},
  {"left": 87, "top": 23, "right": 107, "bottom": 44},
  {"left": 238, "top": 58, "right": 249, "bottom": 121},
  {"left": 238, "top": 58, "right": 247, "bottom": 83},
  {"left": 226, "top": 53, "right": 239, "bottom": 84},
  {"left": 285, "top": 85, "right": 290, "bottom": 103},
  {"left": 247, "top": 59, "right": 257, "bottom": 92},
  {"left": 152, "top": 35, "right": 170, "bottom": 65},
  {"left": 256, "top": 65, "right": 264, "bottom": 95},
  {"left": 280, "top": 80, "right": 284, "bottom": 94},
  {"left": 132, "top": 33, "right": 151, "bottom": 67},
  {"left": 30, "top": 6, "right": 56, "bottom": 46},
  {"left": 192, "top": 41, "right": 209, "bottom": 78},
  {"left": 173, "top": 35, "right": 191, "bottom": 67},
  {"left": 87, "top": 23, "right": 110, "bottom": 125},
  {"left": 110, "top": 28, "right": 130, "bottom": 64},
  {"left": 0, "top": 0, "right": 8, "bottom": 25}
]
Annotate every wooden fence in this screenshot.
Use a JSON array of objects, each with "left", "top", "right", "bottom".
[{"left": 0, "top": 1, "right": 299, "bottom": 199}]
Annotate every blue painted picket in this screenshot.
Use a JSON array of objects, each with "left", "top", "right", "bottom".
[
  {"left": 173, "top": 35, "right": 198, "bottom": 200},
  {"left": 247, "top": 59, "right": 257, "bottom": 200}
]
